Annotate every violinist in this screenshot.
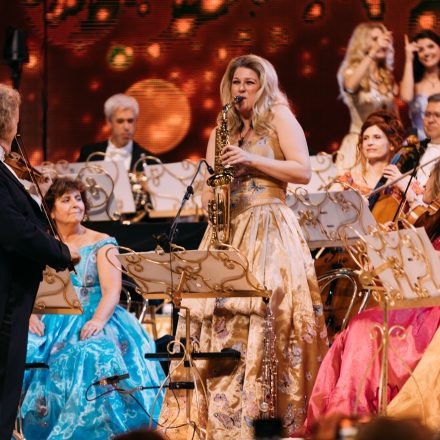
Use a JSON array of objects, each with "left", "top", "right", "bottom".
[
  {"left": 0, "top": 84, "right": 80, "bottom": 439},
  {"left": 334, "top": 110, "right": 423, "bottom": 223}
]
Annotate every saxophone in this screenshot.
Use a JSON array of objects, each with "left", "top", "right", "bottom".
[{"left": 207, "top": 96, "right": 242, "bottom": 247}]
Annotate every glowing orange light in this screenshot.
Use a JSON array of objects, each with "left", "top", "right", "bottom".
[
  {"left": 169, "top": 70, "right": 181, "bottom": 80},
  {"left": 138, "top": 2, "right": 150, "bottom": 14},
  {"left": 310, "top": 4, "right": 322, "bottom": 18},
  {"left": 26, "top": 54, "right": 38, "bottom": 69},
  {"left": 329, "top": 141, "right": 339, "bottom": 152},
  {"left": 81, "top": 113, "right": 92, "bottom": 124},
  {"left": 125, "top": 47, "right": 134, "bottom": 56},
  {"left": 182, "top": 79, "right": 196, "bottom": 98},
  {"left": 66, "top": 0, "right": 77, "bottom": 7},
  {"left": 301, "top": 51, "right": 312, "bottom": 61},
  {"left": 300, "top": 64, "right": 314, "bottom": 77},
  {"left": 30, "top": 150, "right": 42, "bottom": 165},
  {"left": 201, "top": 0, "right": 224, "bottom": 13},
  {"left": 27, "top": 92, "right": 36, "bottom": 102},
  {"left": 203, "top": 127, "right": 213, "bottom": 139},
  {"left": 419, "top": 12, "right": 436, "bottom": 30},
  {"left": 187, "top": 153, "right": 201, "bottom": 162},
  {"left": 364, "top": 0, "right": 382, "bottom": 17},
  {"left": 147, "top": 43, "right": 161, "bottom": 59},
  {"left": 204, "top": 71, "right": 214, "bottom": 82},
  {"left": 203, "top": 98, "right": 215, "bottom": 109},
  {"left": 218, "top": 47, "right": 228, "bottom": 60},
  {"left": 127, "top": 78, "right": 191, "bottom": 154},
  {"left": 113, "top": 53, "right": 127, "bottom": 67},
  {"left": 89, "top": 80, "right": 101, "bottom": 91},
  {"left": 96, "top": 8, "right": 110, "bottom": 22},
  {"left": 173, "top": 18, "right": 195, "bottom": 35}
]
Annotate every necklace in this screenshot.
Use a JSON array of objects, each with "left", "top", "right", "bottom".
[{"left": 238, "top": 125, "right": 252, "bottom": 147}]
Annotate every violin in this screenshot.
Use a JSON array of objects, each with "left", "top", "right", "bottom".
[
  {"left": 404, "top": 199, "right": 440, "bottom": 242},
  {"left": 4, "top": 151, "right": 46, "bottom": 182},
  {"left": 368, "top": 135, "right": 428, "bottom": 224}
]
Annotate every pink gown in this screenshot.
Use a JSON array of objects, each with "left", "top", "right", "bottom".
[{"left": 305, "top": 240, "right": 440, "bottom": 431}]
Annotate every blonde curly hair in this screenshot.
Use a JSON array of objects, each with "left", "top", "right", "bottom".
[
  {"left": 0, "top": 84, "right": 20, "bottom": 142},
  {"left": 219, "top": 54, "right": 289, "bottom": 138},
  {"left": 337, "top": 22, "right": 395, "bottom": 103}
]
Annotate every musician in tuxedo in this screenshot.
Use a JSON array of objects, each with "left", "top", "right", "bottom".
[
  {"left": 0, "top": 84, "right": 80, "bottom": 439},
  {"left": 78, "top": 93, "right": 153, "bottom": 171}
]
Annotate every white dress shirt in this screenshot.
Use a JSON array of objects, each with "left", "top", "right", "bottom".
[
  {"left": 416, "top": 143, "right": 440, "bottom": 187},
  {"left": 105, "top": 140, "right": 133, "bottom": 171}
]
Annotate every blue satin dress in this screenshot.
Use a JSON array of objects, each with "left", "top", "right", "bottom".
[{"left": 21, "top": 237, "right": 165, "bottom": 439}]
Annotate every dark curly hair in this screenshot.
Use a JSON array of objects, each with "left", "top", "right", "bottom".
[
  {"left": 44, "top": 177, "right": 89, "bottom": 214},
  {"left": 412, "top": 30, "right": 440, "bottom": 83},
  {"left": 356, "top": 110, "right": 405, "bottom": 173}
]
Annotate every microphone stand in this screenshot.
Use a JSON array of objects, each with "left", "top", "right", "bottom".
[
  {"left": 153, "top": 160, "right": 213, "bottom": 334},
  {"left": 392, "top": 138, "right": 431, "bottom": 222}
]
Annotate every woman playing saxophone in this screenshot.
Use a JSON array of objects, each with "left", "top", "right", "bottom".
[{"left": 159, "top": 54, "right": 328, "bottom": 439}]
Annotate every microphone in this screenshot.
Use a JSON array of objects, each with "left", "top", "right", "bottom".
[
  {"left": 92, "top": 373, "right": 129, "bottom": 386},
  {"left": 202, "top": 159, "right": 214, "bottom": 175}
]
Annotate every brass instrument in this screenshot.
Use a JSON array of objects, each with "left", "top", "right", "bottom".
[{"left": 207, "top": 96, "right": 242, "bottom": 247}]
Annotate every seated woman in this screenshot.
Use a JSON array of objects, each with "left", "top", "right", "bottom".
[
  {"left": 21, "top": 177, "right": 165, "bottom": 439},
  {"left": 306, "top": 151, "right": 440, "bottom": 430},
  {"left": 334, "top": 110, "right": 423, "bottom": 224}
]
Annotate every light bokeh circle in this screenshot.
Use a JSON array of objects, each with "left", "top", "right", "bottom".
[{"left": 127, "top": 79, "right": 191, "bottom": 154}]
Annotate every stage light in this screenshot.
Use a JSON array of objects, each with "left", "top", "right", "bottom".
[
  {"left": 89, "top": 80, "right": 101, "bottom": 91},
  {"left": 203, "top": 127, "right": 213, "bottom": 139},
  {"left": 27, "top": 92, "right": 36, "bottom": 102},
  {"left": 169, "top": 70, "right": 181, "bottom": 80},
  {"left": 361, "top": 0, "right": 385, "bottom": 20},
  {"left": 237, "top": 29, "right": 253, "bottom": 43},
  {"left": 409, "top": 1, "right": 440, "bottom": 36},
  {"left": 203, "top": 98, "right": 215, "bottom": 109},
  {"left": 146, "top": 43, "right": 161, "bottom": 59},
  {"left": 96, "top": 8, "right": 111, "bottom": 22},
  {"left": 173, "top": 17, "right": 195, "bottom": 36},
  {"left": 217, "top": 47, "right": 228, "bottom": 60},
  {"left": 419, "top": 11, "right": 436, "bottom": 29},
  {"left": 182, "top": 79, "right": 196, "bottom": 97},
  {"left": 107, "top": 45, "right": 134, "bottom": 71},
  {"left": 137, "top": 1, "right": 150, "bottom": 16},
  {"left": 303, "top": 1, "right": 325, "bottom": 23},
  {"left": 24, "top": 53, "right": 38, "bottom": 70},
  {"left": 81, "top": 113, "right": 92, "bottom": 124},
  {"left": 204, "top": 71, "right": 215, "bottom": 82},
  {"left": 200, "top": 0, "right": 225, "bottom": 14},
  {"left": 127, "top": 79, "right": 191, "bottom": 154}
]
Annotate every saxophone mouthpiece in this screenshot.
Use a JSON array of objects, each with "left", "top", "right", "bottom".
[{"left": 234, "top": 95, "right": 244, "bottom": 103}]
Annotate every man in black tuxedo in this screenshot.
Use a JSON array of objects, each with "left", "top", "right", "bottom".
[
  {"left": 78, "top": 93, "right": 153, "bottom": 171},
  {"left": 0, "top": 84, "right": 80, "bottom": 439}
]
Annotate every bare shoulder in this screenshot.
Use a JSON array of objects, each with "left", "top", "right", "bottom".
[
  {"left": 271, "top": 103, "right": 295, "bottom": 120},
  {"left": 88, "top": 229, "right": 110, "bottom": 244}
]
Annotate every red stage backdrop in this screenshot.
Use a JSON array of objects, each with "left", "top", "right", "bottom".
[{"left": 0, "top": 0, "right": 439, "bottom": 165}]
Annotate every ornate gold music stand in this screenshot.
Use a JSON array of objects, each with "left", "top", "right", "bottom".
[
  {"left": 346, "top": 225, "right": 440, "bottom": 416},
  {"left": 114, "top": 246, "right": 271, "bottom": 437}
]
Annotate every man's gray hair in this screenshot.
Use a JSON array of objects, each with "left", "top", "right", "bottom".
[{"left": 104, "top": 93, "right": 139, "bottom": 120}]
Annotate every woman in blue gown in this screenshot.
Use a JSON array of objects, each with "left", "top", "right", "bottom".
[
  {"left": 21, "top": 177, "right": 165, "bottom": 439},
  {"left": 400, "top": 30, "right": 440, "bottom": 138}
]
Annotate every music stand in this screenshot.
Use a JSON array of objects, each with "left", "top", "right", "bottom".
[
  {"left": 347, "top": 226, "right": 440, "bottom": 415},
  {"left": 141, "top": 160, "right": 204, "bottom": 218},
  {"left": 33, "top": 267, "right": 82, "bottom": 315},
  {"left": 38, "top": 158, "right": 136, "bottom": 215},
  {"left": 287, "top": 189, "right": 377, "bottom": 249},
  {"left": 115, "top": 247, "right": 270, "bottom": 435}
]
